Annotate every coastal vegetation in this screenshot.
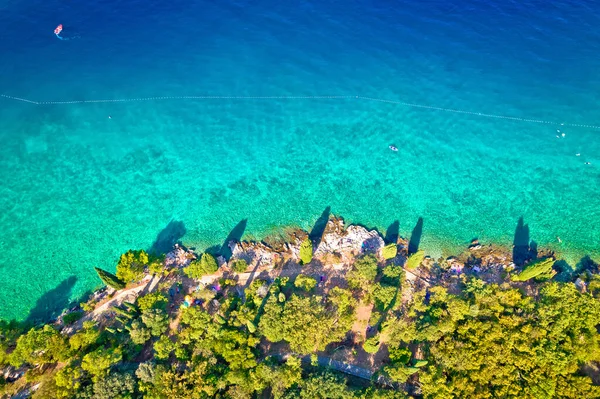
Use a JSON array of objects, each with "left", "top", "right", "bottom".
[{"left": 1, "top": 216, "right": 600, "bottom": 398}]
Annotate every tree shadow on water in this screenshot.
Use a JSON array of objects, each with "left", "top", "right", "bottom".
[
  {"left": 149, "top": 220, "right": 187, "bottom": 255},
  {"left": 385, "top": 220, "right": 399, "bottom": 244},
  {"left": 408, "top": 217, "right": 423, "bottom": 255},
  {"left": 219, "top": 219, "right": 248, "bottom": 261},
  {"left": 575, "top": 255, "right": 599, "bottom": 275},
  {"left": 553, "top": 260, "right": 574, "bottom": 282},
  {"left": 25, "top": 275, "right": 77, "bottom": 324},
  {"left": 309, "top": 206, "right": 331, "bottom": 250},
  {"left": 512, "top": 217, "right": 530, "bottom": 266}
]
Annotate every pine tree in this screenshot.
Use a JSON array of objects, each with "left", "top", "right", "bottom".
[{"left": 94, "top": 267, "right": 126, "bottom": 290}]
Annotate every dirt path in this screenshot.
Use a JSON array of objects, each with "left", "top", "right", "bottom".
[
  {"left": 63, "top": 274, "right": 161, "bottom": 334},
  {"left": 352, "top": 304, "right": 373, "bottom": 338}
]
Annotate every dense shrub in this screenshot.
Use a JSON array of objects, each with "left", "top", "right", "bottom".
[
  {"left": 363, "top": 336, "right": 380, "bottom": 354},
  {"left": 63, "top": 311, "right": 84, "bottom": 325},
  {"left": 294, "top": 274, "right": 317, "bottom": 292},
  {"left": 230, "top": 259, "right": 249, "bottom": 273}
]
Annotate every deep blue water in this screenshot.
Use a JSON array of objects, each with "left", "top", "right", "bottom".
[{"left": 1, "top": 0, "right": 599, "bottom": 320}]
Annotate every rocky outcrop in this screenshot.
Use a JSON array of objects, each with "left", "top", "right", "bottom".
[
  {"left": 314, "top": 218, "right": 384, "bottom": 261},
  {"left": 230, "top": 240, "right": 285, "bottom": 269},
  {"left": 165, "top": 244, "right": 196, "bottom": 268},
  {"left": 228, "top": 217, "right": 385, "bottom": 267}
]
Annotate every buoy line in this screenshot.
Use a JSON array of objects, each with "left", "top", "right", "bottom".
[{"left": 2, "top": 93, "right": 599, "bottom": 129}]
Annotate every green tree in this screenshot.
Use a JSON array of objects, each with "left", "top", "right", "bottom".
[
  {"left": 63, "top": 311, "right": 84, "bottom": 325},
  {"left": 116, "top": 250, "right": 149, "bottom": 283},
  {"left": 373, "top": 283, "right": 397, "bottom": 311},
  {"left": 296, "top": 371, "right": 352, "bottom": 399},
  {"left": 153, "top": 336, "right": 175, "bottom": 360},
  {"left": 356, "top": 387, "right": 408, "bottom": 399},
  {"left": 0, "top": 320, "right": 25, "bottom": 366},
  {"left": 384, "top": 282, "right": 600, "bottom": 398},
  {"left": 258, "top": 296, "right": 286, "bottom": 343},
  {"left": 347, "top": 255, "right": 378, "bottom": 295},
  {"left": 141, "top": 309, "right": 169, "bottom": 336},
  {"left": 90, "top": 372, "right": 137, "bottom": 399},
  {"left": 94, "top": 267, "right": 126, "bottom": 290},
  {"left": 382, "top": 364, "right": 419, "bottom": 384},
  {"left": 282, "top": 295, "right": 344, "bottom": 354},
  {"left": 381, "top": 264, "right": 404, "bottom": 286},
  {"left": 230, "top": 259, "right": 249, "bottom": 273},
  {"left": 299, "top": 238, "right": 313, "bottom": 265},
  {"left": 294, "top": 274, "right": 317, "bottom": 292},
  {"left": 363, "top": 336, "right": 380, "bottom": 354},
  {"left": 137, "top": 292, "right": 168, "bottom": 312},
  {"left": 69, "top": 321, "right": 101, "bottom": 351},
  {"left": 255, "top": 357, "right": 302, "bottom": 398},
  {"left": 511, "top": 257, "right": 556, "bottom": 281},
  {"left": 328, "top": 287, "right": 357, "bottom": 319},
  {"left": 54, "top": 364, "right": 83, "bottom": 398},
  {"left": 382, "top": 243, "right": 398, "bottom": 260},
  {"left": 81, "top": 347, "right": 122, "bottom": 382},
  {"left": 10, "top": 325, "right": 69, "bottom": 367},
  {"left": 127, "top": 319, "right": 152, "bottom": 345},
  {"left": 404, "top": 250, "right": 425, "bottom": 270},
  {"left": 183, "top": 253, "right": 218, "bottom": 279}
]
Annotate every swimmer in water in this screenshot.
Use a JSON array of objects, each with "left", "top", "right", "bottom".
[
  {"left": 585, "top": 162, "right": 591, "bottom": 165},
  {"left": 557, "top": 236, "right": 562, "bottom": 243}
]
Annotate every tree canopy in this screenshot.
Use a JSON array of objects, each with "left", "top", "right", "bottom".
[
  {"left": 183, "top": 252, "right": 218, "bottom": 279},
  {"left": 383, "top": 280, "right": 600, "bottom": 398}
]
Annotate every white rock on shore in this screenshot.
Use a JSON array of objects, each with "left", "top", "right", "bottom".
[
  {"left": 165, "top": 244, "right": 196, "bottom": 268},
  {"left": 314, "top": 219, "right": 384, "bottom": 260}
]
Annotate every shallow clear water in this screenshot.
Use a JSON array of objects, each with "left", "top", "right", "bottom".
[{"left": 1, "top": 0, "right": 599, "bottom": 320}]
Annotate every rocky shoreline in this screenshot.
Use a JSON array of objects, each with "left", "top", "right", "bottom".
[
  {"left": 3, "top": 215, "right": 598, "bottom": 399},
  {"left": 51, "top": 215, "right": 558, "bottom": 329}
]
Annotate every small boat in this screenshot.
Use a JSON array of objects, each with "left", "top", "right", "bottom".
[{"left": 389, "top": 145, "right": 398, "bottom": 152}]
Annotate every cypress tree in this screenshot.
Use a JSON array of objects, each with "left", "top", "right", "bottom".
[
  {"left": 94, "top": 267, "right": 126, "bottom": 290},
  {"left": 299, "top": 238, "right": 313, "bottom": 264},
  {"left": 511, "top": 258, "right": 556, "bottom": 281},
  {"left": 405, "top": 250, "right": 425, "bottom": 270}
]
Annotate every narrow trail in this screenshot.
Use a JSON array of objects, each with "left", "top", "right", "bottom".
[{"left": 62, "top": 274, "right": 161, "bottom": 334}]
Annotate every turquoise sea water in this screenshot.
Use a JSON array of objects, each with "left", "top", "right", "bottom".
[{"left": 1, "top": 0, "right": 600, "bottom": 320}]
